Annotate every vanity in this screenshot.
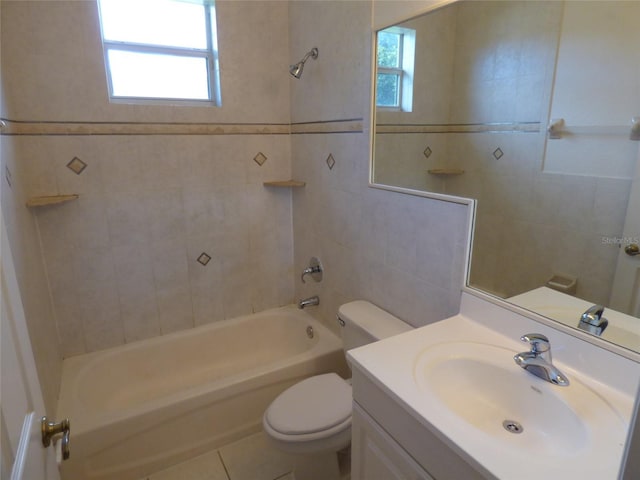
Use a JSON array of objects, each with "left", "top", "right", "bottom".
[{"left": 348, "top": 293, "right": 638, "bottom": 479}]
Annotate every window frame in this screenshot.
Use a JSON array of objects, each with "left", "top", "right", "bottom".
[
  {"left": 376, "top": 31, "right": 404, "bottom": 110},
  {"left": 98, "top": 0, "right": 221, "bottom": 106},
  {"left": 375, "top": 26, "right": 415, "bottom": 112}
]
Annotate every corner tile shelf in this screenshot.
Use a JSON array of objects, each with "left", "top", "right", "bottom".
[
  {"left": 26, "top": 194, "right": 79, "bottom": 208},
  {"left": 263, "top": 180, "right": 306, "bottom": 188},
  {"left": 427, "top": 169, "right": 465, "bottom": 176}
]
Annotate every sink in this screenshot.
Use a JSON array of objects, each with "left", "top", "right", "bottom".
[
  {"left": 413, "top": 342, "right": 624, "bottom": 456},
  {"left": 348, "top": 298, "right": 637, "bottom": 479}
]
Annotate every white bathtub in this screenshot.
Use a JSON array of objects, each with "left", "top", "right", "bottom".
[{"left": 56, "top": 305, "right": 347, "bottom": 480}]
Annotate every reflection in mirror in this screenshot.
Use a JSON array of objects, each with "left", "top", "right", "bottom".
[{"left": 372, "top": 1, "right": 640, "bottom": 353}]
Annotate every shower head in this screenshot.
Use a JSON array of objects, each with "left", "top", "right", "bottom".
[{"left": 289, "top": 47, "right": 318, "bottom": 79}]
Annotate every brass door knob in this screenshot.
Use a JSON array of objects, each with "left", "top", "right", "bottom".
[
  {"left": 41, "top": 416, "right": 70, "bottom": 460},
  {"left": 624, "top": 243, "right": 640, "bottom": 256}
]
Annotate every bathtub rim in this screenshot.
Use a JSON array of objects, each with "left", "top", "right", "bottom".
[{"left": 57, "top": 304, "right": 343, "bottom": 435}]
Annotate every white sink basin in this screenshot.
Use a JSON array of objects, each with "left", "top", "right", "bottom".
[
  {"left": 348, "top": 297, "right": 638, "bottom": 479},
  {"left": 414, "top": 342, "right": 622, "bottom": 456}
]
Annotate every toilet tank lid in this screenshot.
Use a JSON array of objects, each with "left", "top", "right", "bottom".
[{"left": 338, "top": 301, "right": 413, "bottom": 339}]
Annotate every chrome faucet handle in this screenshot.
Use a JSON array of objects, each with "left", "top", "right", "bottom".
[
  {"left": 520, "top": 333, "right": 551, "bottom": 361},
  {"left": 300, "top": 257, "right": 323, "bottom": 284},
  {"left": 515, "top": 333, "right": 569, "bottom": 386},
  {"left": 300, "top": 266, "right": 319, "bottom": 283},
  {"left": 580, "top": 304, "right": 605, "bottom": 326},
  {"left": 578, "top": 305, "right": 608, "bottom": 336}
]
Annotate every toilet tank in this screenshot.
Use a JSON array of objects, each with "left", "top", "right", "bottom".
[{"left": 337, "top": 301, "right": 413, "bottom": 352}]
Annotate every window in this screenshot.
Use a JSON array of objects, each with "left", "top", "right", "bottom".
[
  {"left": 376, "top": 27, "right": 415, "bottom": 111},
  {"left": 97, "top": 0, "right": 221, "bottom": 105}
]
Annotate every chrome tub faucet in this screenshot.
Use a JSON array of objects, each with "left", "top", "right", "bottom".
[
  {"left": 298, "top": 295, "right": 320, "bottom": 309},
  {"left": 514, "top": 333, "right": 569, "bottom": 386}
]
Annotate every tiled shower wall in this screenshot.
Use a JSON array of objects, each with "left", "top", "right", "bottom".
[
  {"left": 1, "top": 0, "right": 295, "bottom": 358},
  {"left": 24, "top": 135, "right": 294, "bottom": 355},
  {"left": 1, "top": 0, "right": 473, "bottom": 414},
  {"left": 0, "top": 133, "right": 62, "bottom": 413},
  {"left": 288, "top": 1, "right": 471, "bottom": 332}
]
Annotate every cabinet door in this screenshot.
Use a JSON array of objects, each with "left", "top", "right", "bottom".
[{"left": 352, "top": 404, "right": 434, "bottom": 480}]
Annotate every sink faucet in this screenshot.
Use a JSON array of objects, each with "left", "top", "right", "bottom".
[
  {"left": 514, "top": 333, "right": 569, "bottom": 386},
  {"left": 577, "top": 304, "right": 608, "bottom": 336},
  {"left": 298, "top": 295, "right": 319, "bottom": 309}
]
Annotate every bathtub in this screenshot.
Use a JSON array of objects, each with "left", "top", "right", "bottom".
[{"left": 56, "top": 305, "right": 348, "bottom": 480}]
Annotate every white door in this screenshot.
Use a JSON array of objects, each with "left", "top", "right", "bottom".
[
  {"left": 1, "top": 211, "right": 61, "bottom": 480},
  {"left": 610, "top": 146, "right": 640, "bottom": 316}
]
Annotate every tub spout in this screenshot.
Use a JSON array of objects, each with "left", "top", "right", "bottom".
[{"left": 298, "top": 296, "right": 319, "bottom": 309}]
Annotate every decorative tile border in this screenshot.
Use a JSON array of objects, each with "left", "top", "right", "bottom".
[
  {"left": 290, "top": 118, "right": 364, "bottom": 135},
  {"left": 0, "top": 118, "right": 536, "bottom": 136},
  {"left": 0, "top": 119, "right": 290, "bottom": 136},
  {"left": 375, "top": 122, "right": 541, "bottom": 135},
  {"left": 0, "top": 118, "right": 366, "bottom": 136}
]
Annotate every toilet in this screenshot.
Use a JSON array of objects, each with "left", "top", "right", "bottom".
[{"left": 263, "top": 300, "right": 413, "bottom": 480}]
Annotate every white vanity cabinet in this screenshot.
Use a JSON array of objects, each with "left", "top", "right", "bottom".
[
  {"left": 352, "top": 403, "right": 434, "bottom": 480},
  {"left": 350, "top": 364, "right": 488, "bottom": 480}
]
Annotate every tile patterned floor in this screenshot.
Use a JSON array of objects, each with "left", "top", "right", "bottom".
[{"left": 139, "top": 432, "right": 350, "bottom": 480}]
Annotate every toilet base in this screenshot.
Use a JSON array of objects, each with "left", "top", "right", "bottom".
[{"left": 291, "top": 451, "right": 341, "bottom": 480}]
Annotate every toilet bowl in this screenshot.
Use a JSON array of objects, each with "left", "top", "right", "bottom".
[{"left": 263, "top": 301, "right": 413, "bottom": 480}]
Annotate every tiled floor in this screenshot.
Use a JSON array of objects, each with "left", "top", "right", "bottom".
[{"left": 139, "top": 432, "right": 350, "bottom": 480}]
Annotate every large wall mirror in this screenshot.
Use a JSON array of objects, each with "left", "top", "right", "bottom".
[{"left": 371, "top": 0, "right": 640, "bottom": 353}]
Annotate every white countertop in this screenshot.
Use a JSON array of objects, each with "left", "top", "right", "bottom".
[{"left": 348, "top": 296, "right": 639, "bottom": 480}]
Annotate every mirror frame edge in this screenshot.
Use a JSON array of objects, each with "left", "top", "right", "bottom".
[
  {"left": 373, "top": 0, "right": 459, "bottom": 31},
  {"left": 368, "top": 0, "right": 640, "bottom": 365}
]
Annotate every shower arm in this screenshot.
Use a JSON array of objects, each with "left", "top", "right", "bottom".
[{"left": 299, "top": 47, "right": 318, "bottom": 64}]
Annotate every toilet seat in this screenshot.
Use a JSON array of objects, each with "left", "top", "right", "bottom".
[{"left": 263, "top": 373, "right": 352, "bottom": 444}]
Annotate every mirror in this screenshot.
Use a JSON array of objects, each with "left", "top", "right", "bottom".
[{"left": 371, "top": 0, "right": 640, "bottom": 353}]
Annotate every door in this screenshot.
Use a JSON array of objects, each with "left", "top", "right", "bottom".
[
  {"left": 610, "top": 146, "right": 640, "bottom": 316},
  {"left": 1, "top": 211, "right": 61, "bottom": 480}
]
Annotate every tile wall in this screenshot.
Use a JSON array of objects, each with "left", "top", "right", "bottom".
[
  {"left": 1, "top": 0, "right": 295, "bottom": 367},
  {"left": 1, "top": 133, "right": 62, "bottom": 413},
  {"left": 1, "top": 0, "right": 473, "bottom": 413},
  {"left": 372, "top": 0, "right": 635, "bottom": 306},
  {"left": 288, "top": 1, "right": 471, "bottom": 332}
]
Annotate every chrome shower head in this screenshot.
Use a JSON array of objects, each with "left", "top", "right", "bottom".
[
  {"left": 289, "top": 61, "right": 305, "bottom": 79},
  {"left": 289, "top": 47, "right": 318, "bottom": 79}
]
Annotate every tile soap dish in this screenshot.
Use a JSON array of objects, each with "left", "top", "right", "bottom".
[
  {"left": 263, "top": 180, "right": 306, "bottom": 187},
  {"left": 546, "top": 273, "right": 577, "bottom": 295},
  {"left": 26, "top": 194, "right": 79, "bottom": 208}
]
